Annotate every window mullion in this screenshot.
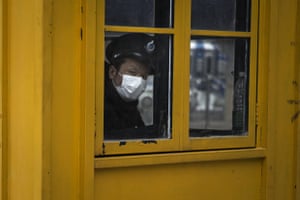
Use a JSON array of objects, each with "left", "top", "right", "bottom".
[{"left": 173, "top": 0, "right": 192, "bottom": 150}]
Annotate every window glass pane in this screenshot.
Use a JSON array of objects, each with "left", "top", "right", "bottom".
[
  {"left": 191, "top": 0, "right": 250, "bottom": 31},
  {"left": 105, "top": 0, "right": 173, "bottom": 27},
  {"left": 104, "top": 32, "right": 173, "bottom": 140},
  {"left": 189, "top": 37, "right": 249, "bottom": 137}
]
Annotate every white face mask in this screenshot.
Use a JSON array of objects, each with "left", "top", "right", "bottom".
[{"left": 114, "top": 74, "right": 146, "bottom": 101}]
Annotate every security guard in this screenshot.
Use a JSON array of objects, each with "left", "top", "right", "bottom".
[{"left": 104, "top": 33, "right": 156, "bottom": 137}]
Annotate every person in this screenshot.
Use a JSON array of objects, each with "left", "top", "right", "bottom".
[{"left": 104, "top": 33, "right": 156, "bottom": 135}]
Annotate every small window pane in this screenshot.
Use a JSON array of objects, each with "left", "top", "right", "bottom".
[
  {"left": 104, "top": 32, "right": 173, "bottom": 140},
  {"left": 105, "top": 0, "right": 173, "bottom": 27},
  {"left": 191, "top": 0, "right": 250, "bottom": 31},
  {"left": 189, "top": 37, "right": 249, "bottom": 137}
]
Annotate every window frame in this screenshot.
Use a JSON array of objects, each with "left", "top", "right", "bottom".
[
  {"left": 183, "top": 0, "right": 259, "bottom": 150},
  {"left": 95, "top": 0, "right": 259, "bottom": 156}
]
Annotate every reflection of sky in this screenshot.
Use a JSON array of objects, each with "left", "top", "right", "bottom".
[{"left": 190, "top": 41, "right": 216, "bottom": 51}]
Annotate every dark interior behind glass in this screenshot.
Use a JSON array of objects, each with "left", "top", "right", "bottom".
[
  {"left": 191, "top": 0, "right": 250, "bottom": 31},
  {"left": 105, "top": 0, "right": 173, "bottom": 27}
]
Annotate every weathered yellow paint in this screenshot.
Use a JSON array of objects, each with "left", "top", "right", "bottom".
[
  {"left": 4, "top": 0, "right": 43, "bottom": 199},
  {"left": 0, "top": 0, "right": 300, "bottom": 200},
  {"left": 1, "top": 1, "right": 7, "bottom": 199},
  {"left": 94, "top": 0, "right": 300, "bottom": 199},
  {"left": 2, "top": 0, "right": 87, "bottom": 199},
  {"left": 296, "top": 1, "right": 300, "bottom": 199},
  {"left": 95, "top": 159, "right": 263, "bottom": 200},
  {"left": 267, "top": 1, "right": 299, "bottom": 200},
  {"left": 255, "top": 0, "right": 271, "bottom": 199},
  {"left": 0, "top": 0, "right": 3, "bottom": 199},
  {"left": 50, "top": 0, "right": 82, "bottom": 199},
  {"left": 94, "top": 0, "right": 105, "bottom": 156},
  {"left": 95, "top": 148, "right": 265, "bottom": 169},
  {"left": 266, "top": 0, "right": 299, "bottom": 199},
  {"left": 80, "top": 0, "right": 96, "bottom": 200}
]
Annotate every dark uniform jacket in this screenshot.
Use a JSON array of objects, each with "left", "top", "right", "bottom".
[{"left": 104, "top": 78, "right": 145, "bottom": 137}]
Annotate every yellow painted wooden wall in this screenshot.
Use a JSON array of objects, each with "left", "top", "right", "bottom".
[
  {"left": 0, "top": 0, "right": 3, "bottom": 199},
  {"left": 267, "top": 0, "right": 300, "bottom": 199},
  {"left": 296, "top": 2, "right": 300, "bottom": 199},
  {"left": 0, "top": 0, "right": 300, "bottom": 200},
  {"left": 2, "top": 0, "right": 44, "bottom": 199},
  {"left": 1, "top": 0, "right": 84, "bottom": 199}
]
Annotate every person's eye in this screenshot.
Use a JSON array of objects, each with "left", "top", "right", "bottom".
[{"left": 128, "top": 71, "right": 138, "bottom": 76}]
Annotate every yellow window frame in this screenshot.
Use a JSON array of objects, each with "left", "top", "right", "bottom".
[
  {"left": 183, "top": 0, "right": 259, "bottom": 150},
  {"left": 95, "top": 0, "right": 260, "bottom": 156}
]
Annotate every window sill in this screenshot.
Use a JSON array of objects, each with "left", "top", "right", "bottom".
[{"left": 94, "top": 147, "right": 266, "bottom": 169}]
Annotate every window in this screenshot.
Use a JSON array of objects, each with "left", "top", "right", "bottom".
[
  {"left": 103, "top": 32, "right": 172, "bottom": 141},
  {"left": 190, "top": 38, "right": 249, "bottom": 136},
  {"left": 96, "top": 0, "right": 258, "bottom": 156}
]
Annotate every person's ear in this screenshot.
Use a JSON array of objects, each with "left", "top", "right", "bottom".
[{"left": 108, "top": 65, "right": 117, "bottom": 79}]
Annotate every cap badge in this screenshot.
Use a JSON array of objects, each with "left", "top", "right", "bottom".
[
  {"left": 113, "top": 53, "right": 120, "bottom": 59},
  {"left": 145, "top": 40, "right": 155, "bottom": 53}
]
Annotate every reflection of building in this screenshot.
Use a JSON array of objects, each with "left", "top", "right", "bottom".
[{"left": 190, "top": 40, "right": 234, "bottom": 130}]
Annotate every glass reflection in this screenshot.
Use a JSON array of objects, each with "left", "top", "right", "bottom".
[
  {"left": 189, "top": 38, "right": 249, "bottom": 136},
  {"left": 191, "top": 0, "right": 250, "bottom": 31},
  {"left": 105, "top": 0, "right": 173, "bottom": 28},
  {"left": 138, "top": 75, "right": 154, "bottom": 126}
]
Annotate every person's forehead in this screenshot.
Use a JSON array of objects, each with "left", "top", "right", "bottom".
[{"left": 120, "top": 58, "right": 149, "bottom": 72}]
